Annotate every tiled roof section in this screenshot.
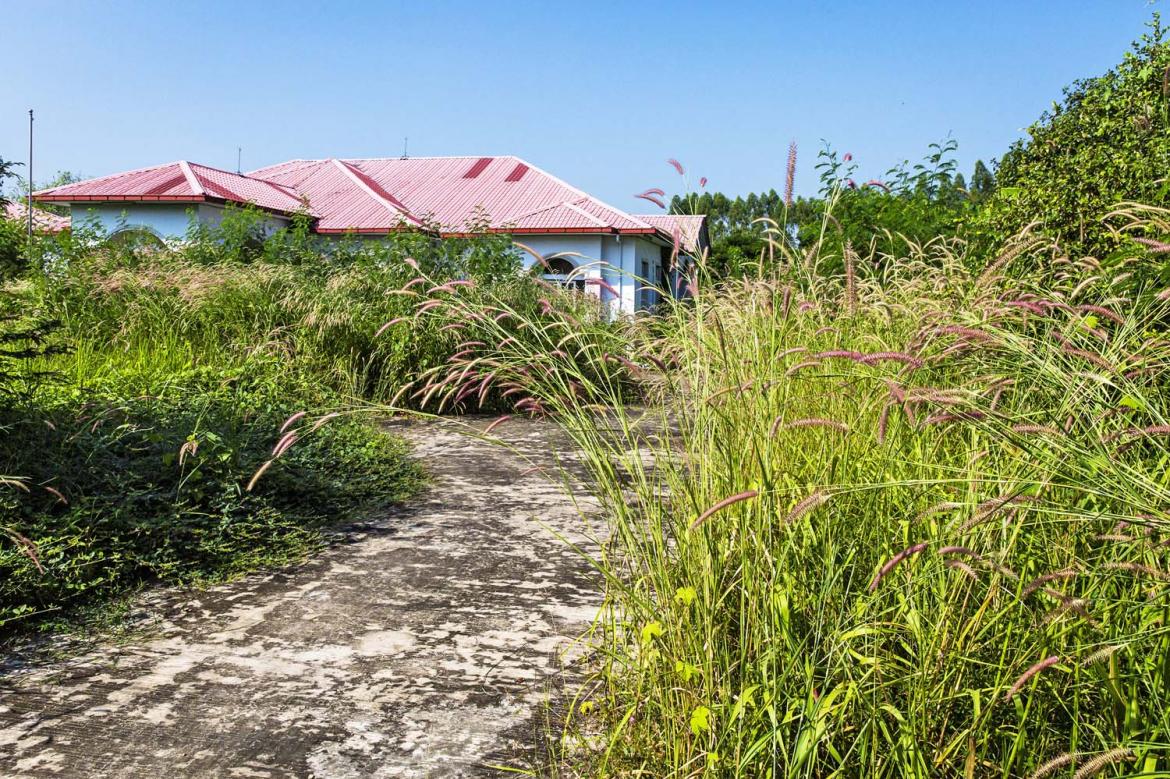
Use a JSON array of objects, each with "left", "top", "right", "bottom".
[
  {"left": 34, "top": 161, "right": 310, "bottom": 216},
  {"left": 238, "top": 159, "right": 418, "bottom": 233},
  {"left": 506, "top": 200, "right": 609, "bottom": 231},
  {"left": 250, "top": 155, "right": 657, "bottom": 235},
  {"left": 33, "top": 154, "right": 666, "bottom": 237},
  {"left": 634, "top": 214, "right": 708, "bottom": 254},
  {"left": 4, "top": 201, "right": 70, "bottom": 233}
]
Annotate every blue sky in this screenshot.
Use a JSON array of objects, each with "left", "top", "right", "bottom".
[{"left": 0, "top": 1, "right": 1160, "bottom": 212}]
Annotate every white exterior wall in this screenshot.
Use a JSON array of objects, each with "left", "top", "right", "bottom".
[
  {"left": 506, "top": 234, "right": 669, "bottom": 315},
  {"left": 60, "top": 207, "right": 661, "bottom": 314},
  {"left": 68, "top": 203, "right": 289, "bottom": 240},
  {"left": 633, "top": 237, "right": 666, "bottom": 310}
]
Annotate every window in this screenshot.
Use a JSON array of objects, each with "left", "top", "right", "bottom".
[
  {"left": 542, "top": 256, "right": 585, "bottom": 291},
  {"left": 107, "top": 227, "right": 166, "bottom": 251}
]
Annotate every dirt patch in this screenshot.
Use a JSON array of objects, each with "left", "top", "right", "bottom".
[{"left": 0, "top": 418, "right": 601, "bottom": 778}]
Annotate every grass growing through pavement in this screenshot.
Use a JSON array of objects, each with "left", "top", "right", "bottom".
[
  {"left": 0, "top": 211, "right": 538, "bottom": 636},
  {"left": 407, "top": 225, "right": 1170, "bottom": 776}
]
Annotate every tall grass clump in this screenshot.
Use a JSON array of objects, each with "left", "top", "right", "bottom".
[
  {"left": 29, "top": 209, "right": 537, "bottom": 404},
  {"left": 413, "top": 224, "right": 1170, "bottom": 775},
  {"left": 1, "top": 206, "right": 628, "bottom": 636}
]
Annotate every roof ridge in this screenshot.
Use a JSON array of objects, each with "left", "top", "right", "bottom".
[
  {"left": 560, "top": 200, "right": 609, "bottom": 227},
  {"left": 501, "top": 198, "right": 576, "bottom": 224},
  {"left": 247, "top": 159, "right": 321, "bottom": 178},
  {"left": 340, "top": 155, "right": 517, "bottom": 162},
  {"left": 330, "top": 159, "right": 422, "bottom": 226},
  {"left": 517, "top": 157, "right": 653, "bottom": 230},
  {"left": 188, "top": 160, "right": 297, "bottom": 185},
  {"left": 178, "top": 161, "right": 205, "bottom": 197}
]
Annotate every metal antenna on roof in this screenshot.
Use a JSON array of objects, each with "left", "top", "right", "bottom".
[
  {"left": 27, "top": 109, "right": 33, "bottom": 244},
  {"left": 402, "top": 137, "right": 408, "bottom": 159},
  {"left": 237, "top": 147, "right": 242, "bottom": 174}
]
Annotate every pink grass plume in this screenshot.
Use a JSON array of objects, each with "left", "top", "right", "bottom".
[
  {"left": 868, "top": 542, "right": 929, "bottom": 592},
  {"left": 246, "top": 459, "right": 275, "bottom": 492},
  {"left": 635, "top": 192, "right": 666, "bottom": 209},
  {"left": 1005, "top": 655, "right": 1061, "bottom": 701},
  {"left": 783, "top": 490, "right": 829, "bottom": 524},
  {"left": 585, "top": 278, "right": 621, "bottom": 297},
  {"left": 279, "top": 411, "right": 308, "bottom": 433},
  {"left": 689, "top": 489, "right": 759, "bottom": 530},
  {"left": 484, "top": 415, "right": 511, "bottom": 435},
  {"left": 308, "top": 412, "right": 340, "bottom": 433},
  {"left": 375, "top": 317, "right": 409, "bottom": 337}
]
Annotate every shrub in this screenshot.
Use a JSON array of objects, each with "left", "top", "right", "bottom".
[
  {"left": 0, "top": 385, "right": 423, "bottom": 632},
  {"left": 974, "top": 15, "right": 1170, "bottom": 262}
]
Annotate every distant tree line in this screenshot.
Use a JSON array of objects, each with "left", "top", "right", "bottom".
[{"left": 669, "top": 140, "right": 996, "bottom": 277}]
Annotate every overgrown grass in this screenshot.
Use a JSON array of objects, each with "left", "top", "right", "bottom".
[
  {"left": 0, "top": 211, "right": 630, "bottom": 637},
  {"left": 408, "top": 227, "right": 1170, "bottom": 776},
  {"left": 0, "top": 385, "right": 422, "bottom": 630}
]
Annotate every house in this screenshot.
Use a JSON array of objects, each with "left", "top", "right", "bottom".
[
  {"left": 4, "top": 201, "right": 71, "bottom": 233},
  {"left": 34, "top": 156, "right": 707, "bottom": 314}
]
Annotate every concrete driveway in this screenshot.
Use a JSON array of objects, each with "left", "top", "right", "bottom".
[{"left": 0, "top": 418, "right": 601, "bottom": 778}]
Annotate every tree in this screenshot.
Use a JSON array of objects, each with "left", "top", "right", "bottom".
[
  {"left": 0, "top": 158, "right": 19, "bottom": 206},
  {"left": 7, "top": 171, "right": 82, "bottom": 216},
  {"left": 973, "top": 15, "right": 1170, "bottom": 257},
  {"left": 970, "top": 160, "right": 995, "bottom": 202},
  {"left": 0, "top": 158, "right": 26, "bottom": 279}
]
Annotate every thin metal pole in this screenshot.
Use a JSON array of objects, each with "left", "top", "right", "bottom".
[{"left": 27, "top": 109, "right": 33, "bottom": 243}]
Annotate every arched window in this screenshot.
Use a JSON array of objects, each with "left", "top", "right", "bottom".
[
  {"left": 108, "top": 226, "right": 166, "bottom": 251},
  {"left": 541, "top": 255, "right": 585, "bottom": 291}
]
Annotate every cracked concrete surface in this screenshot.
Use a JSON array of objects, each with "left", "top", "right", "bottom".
[{"left": 0, "top": 418, "right": 602, "bottom": 778}]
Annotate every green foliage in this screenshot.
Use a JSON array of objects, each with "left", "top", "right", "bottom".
[
  {"left": 970, "top": 159, "right": 996, "bottom": 203},
  {"left": 974, "top": 15, "right": 1170, "bottom": 259},
  {"left": 673, "top": 140, "right": 978, "bottom": 278},
  {"left": 0, "top": 157, "right": 27, "bottom": 280},
  {"left": 0, "top": 218, "right": 25, "bottom": 281},
  {"left": 458, "top": 229, "right": 1170, "bottom": 775},
  {"left": 798, "top": 138, "right": 971, "bottom": 266},
  {"left": 0, "top": 387, "right": 422, "bottom": 630}
]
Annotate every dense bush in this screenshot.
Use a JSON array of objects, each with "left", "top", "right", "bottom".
[
  {"left": 0, "top": 158, "right": 28, "bottom": 280},
  {"left": 25, "top": 205, "right": 615, "bottom": 409},
  {"left": 974, "top": 16, "right": 1170, "bottom": 264},
  {"left": 0, "top": 387, "right": 421, "bottom": 628},
  {"left": 672, "top": 140, "right": 986, "bottom": 278}
]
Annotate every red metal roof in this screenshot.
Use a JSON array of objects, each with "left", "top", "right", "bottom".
[
  {"left": 34, "top": 161, "right": 309, "bottom": 216},
  {"left": 34, "top": 154, "right": 707, "bottom": 243},
  {"left": 633, "top": 214, "right": 708, "bottom": 254},
  {"left": 250, "top": 156, "right": 658, "bottom": 236},
  {"left": 4, "top": 201, "right": 70, "bottom": 233}
]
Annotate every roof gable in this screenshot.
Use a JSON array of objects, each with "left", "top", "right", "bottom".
[{"left": 35, "top": 161, "right": 310, "bottom": 217}]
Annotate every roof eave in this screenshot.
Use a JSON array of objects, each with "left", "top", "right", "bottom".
[
  {"left": 35, "top": 193, "right": 314, "bottom": 220},
  {"left": 34, "top": 194, "right": 207, "bottom": 203},
  {"left": 314, "top": 226, "right": 658, "bottom": 237}
]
